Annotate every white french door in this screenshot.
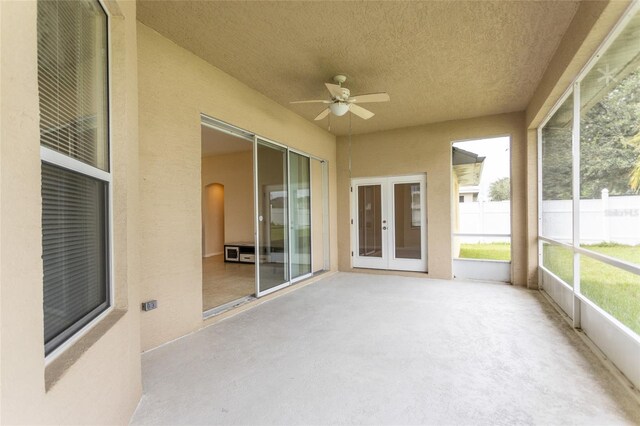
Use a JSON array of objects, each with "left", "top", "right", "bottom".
[{"left": 351, "top": 175, "right": 427, "bottom": 272}]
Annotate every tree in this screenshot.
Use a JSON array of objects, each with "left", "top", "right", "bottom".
[
  {"left": 541, "top": 126, "right": 572, "bottom": 200},
  {"left": 628, "top": 132, "right": 640, "bottom": 193},
  {"left": 630, "top": 161, "right": 640, "bottom": 193},
  {"left": 542, "top": 69, "right": 640, "bottom": 199},
  {"left": 578, "top": 69, "right": 640, "bottom": 198},
  {"left": 489, "top": 177, "right": 510, "bottom": 201}
]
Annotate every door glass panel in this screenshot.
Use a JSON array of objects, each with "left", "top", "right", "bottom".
[
  {"left": 358, "top": 185, "right": 382, "bottom": 257},
  {"left": 289, "top": 152, "right": 311, "bottom": 279},
  {"left": 257, "top": 141, "right": 288, "bottom": 293},
  {"left": 394, "top": 183, "right": 421, "bottom": 259},
  {"left": 311, "top": 159, "right": 325, "bottom": 273}
]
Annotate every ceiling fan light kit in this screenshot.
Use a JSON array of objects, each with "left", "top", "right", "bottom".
[
  {"left": 291, "top": 75, "right": 390, "bottom": 122},
  {"left": 329, "top": 102, "right": 349, "bottom": 116}
]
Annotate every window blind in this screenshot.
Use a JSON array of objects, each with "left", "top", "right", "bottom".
[
  {"left": 41, "top": 164, "right": 109, "bottom": 354},
  {"left": 37, "top": 0, "right": 109, "bottom": 171}
]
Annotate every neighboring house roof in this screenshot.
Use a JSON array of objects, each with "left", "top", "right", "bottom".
[
  {"left": 459, "top": 186, "right": 481, "bottom": 195},
  {"left": 452, "top": 147, "right": 485, "bottom": 186}
]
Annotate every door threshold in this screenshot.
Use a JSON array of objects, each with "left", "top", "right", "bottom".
[
  {"left": 350, "top": 267, "right": 429, "bottom": 278},
  {"left": 203, "top": 295, "right": 256, "bottom": 319},
  {"left": 454, "top": 258, "right": 511, "bottom": 264}
]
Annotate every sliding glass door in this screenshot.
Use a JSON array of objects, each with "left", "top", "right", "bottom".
[
  {"left": 202, "top": 115, "right": 328, "bottom": 306},
  {"left": 254, "top": 137, "right": 325, "bottom": 296},
  {"left": 256, "top": 139, "right": 289, "bottom": 295},
  {"left": 289, "top": 151, "right": 311, "bottom": 280}
]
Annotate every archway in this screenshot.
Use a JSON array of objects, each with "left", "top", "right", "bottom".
[{"left": 203, "top": 183, "right": 224, "bottom": 257}]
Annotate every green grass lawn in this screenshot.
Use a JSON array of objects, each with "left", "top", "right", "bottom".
[
  {"left": 585, "top": 243, "right": 640, "bottom": 265},
  {"left": 461, "top": 242, "right": 639, "bottom": 334},
  {"left": 543, "top": 243, "right": 640, "bottom": 335},
  {"left": 459, "top": 242, "right": 511, "bottom": 261}
]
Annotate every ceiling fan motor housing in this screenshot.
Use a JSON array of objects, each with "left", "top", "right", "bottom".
[{"left": 335, "top": 87, "right": 350, "bottom": 101}]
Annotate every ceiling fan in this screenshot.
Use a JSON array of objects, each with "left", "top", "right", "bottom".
[{"left": 291, "top": 75, "right": 390, "bottom": 121}]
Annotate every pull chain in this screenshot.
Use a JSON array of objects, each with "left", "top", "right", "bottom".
[{"left": 348, "top": 111, "right": 352, "bottom": 181}]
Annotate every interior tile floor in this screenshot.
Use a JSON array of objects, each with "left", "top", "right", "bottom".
[
  {"left": 202, "top": 255, "right": 254, "bottom": 312},
  {"left": 133, "top": 273, "right": 640, "bottom": 425}
]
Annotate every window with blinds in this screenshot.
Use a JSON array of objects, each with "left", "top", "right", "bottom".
[
  {"left": 37, "top": 0, "right": 111, "bottom": 356},
  {"left": 38, "top": 0, "right": 109, "bottom": 171}
]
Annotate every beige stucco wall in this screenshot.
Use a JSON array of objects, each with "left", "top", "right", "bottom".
[
  {"left": 0, "top": 1, "right": 141, "bottom": 424},
  {"left": 201, "top": 151, "right": 254, "bottom": 246},
  {"left": 137, "top": 22, "right": 337, "bottom": 352},
  {"left": 336, "top": 112, "right": 527, "bottom": 285}
]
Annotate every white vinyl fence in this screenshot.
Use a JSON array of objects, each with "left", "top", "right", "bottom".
[
  {"left": 458, "top": 200, "right": 510, "bottom": 243},
  {"left": 541, "top": 190, "right": 640, "bottom": 245},
  {"left": 459, "top": 191, "right": 640, "bottom": 245}
]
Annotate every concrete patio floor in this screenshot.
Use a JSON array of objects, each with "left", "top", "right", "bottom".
[{"left": 131, "top": 272, "right": 640, "bottom": 425}]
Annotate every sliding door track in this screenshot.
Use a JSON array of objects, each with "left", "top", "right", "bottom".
[{"left": 203, "top": 295, "right": 256, "bottom": 319}]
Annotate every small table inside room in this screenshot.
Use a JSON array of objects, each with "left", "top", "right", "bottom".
[{"left": 224, "top": 242, "right": 256, "bottom": 263}]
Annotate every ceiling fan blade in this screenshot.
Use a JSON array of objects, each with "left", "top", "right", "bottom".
[
  {"left": 349, "top": 104, "right": 375, "bottom": 120},
  {"left": 325, "top": 83, "right": 344, "bottom": 98},
  {"left": 290, "top": 100, "right": 331, "bottom": 104},
  {"left": 314, "top": 108, "right": 330, "bottom": 121},
  {"left": 348, "top": 92, "right": 390, "bottom": 103}
]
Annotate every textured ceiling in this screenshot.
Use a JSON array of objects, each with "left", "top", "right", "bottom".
[{"left": 138, "top": 1, "right": 579, "bottom": 136}]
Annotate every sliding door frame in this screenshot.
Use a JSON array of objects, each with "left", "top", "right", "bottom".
[
  {"left": 289, "top": 147, "right": 314, "bottom": 284},
  {"left": 201, "top": 113, "right": 330, "bottom": 300},
  {"left": 254, "top": 136, "right": 290, "bottom": 297},
  {"left": 253, "top": 135, "right": 329, "bottom": 297}
]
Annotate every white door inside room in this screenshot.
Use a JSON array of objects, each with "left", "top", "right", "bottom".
[{"left": 351, "top": 175, "right": 428, "bottom": 272}]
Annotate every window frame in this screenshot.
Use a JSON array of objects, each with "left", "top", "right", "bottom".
[
  {"left": 537, "top": 0, "right": 640, "bottom": 341},
  {"left": 39, "top": 0, "right": 114, "bottom": 362}
]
